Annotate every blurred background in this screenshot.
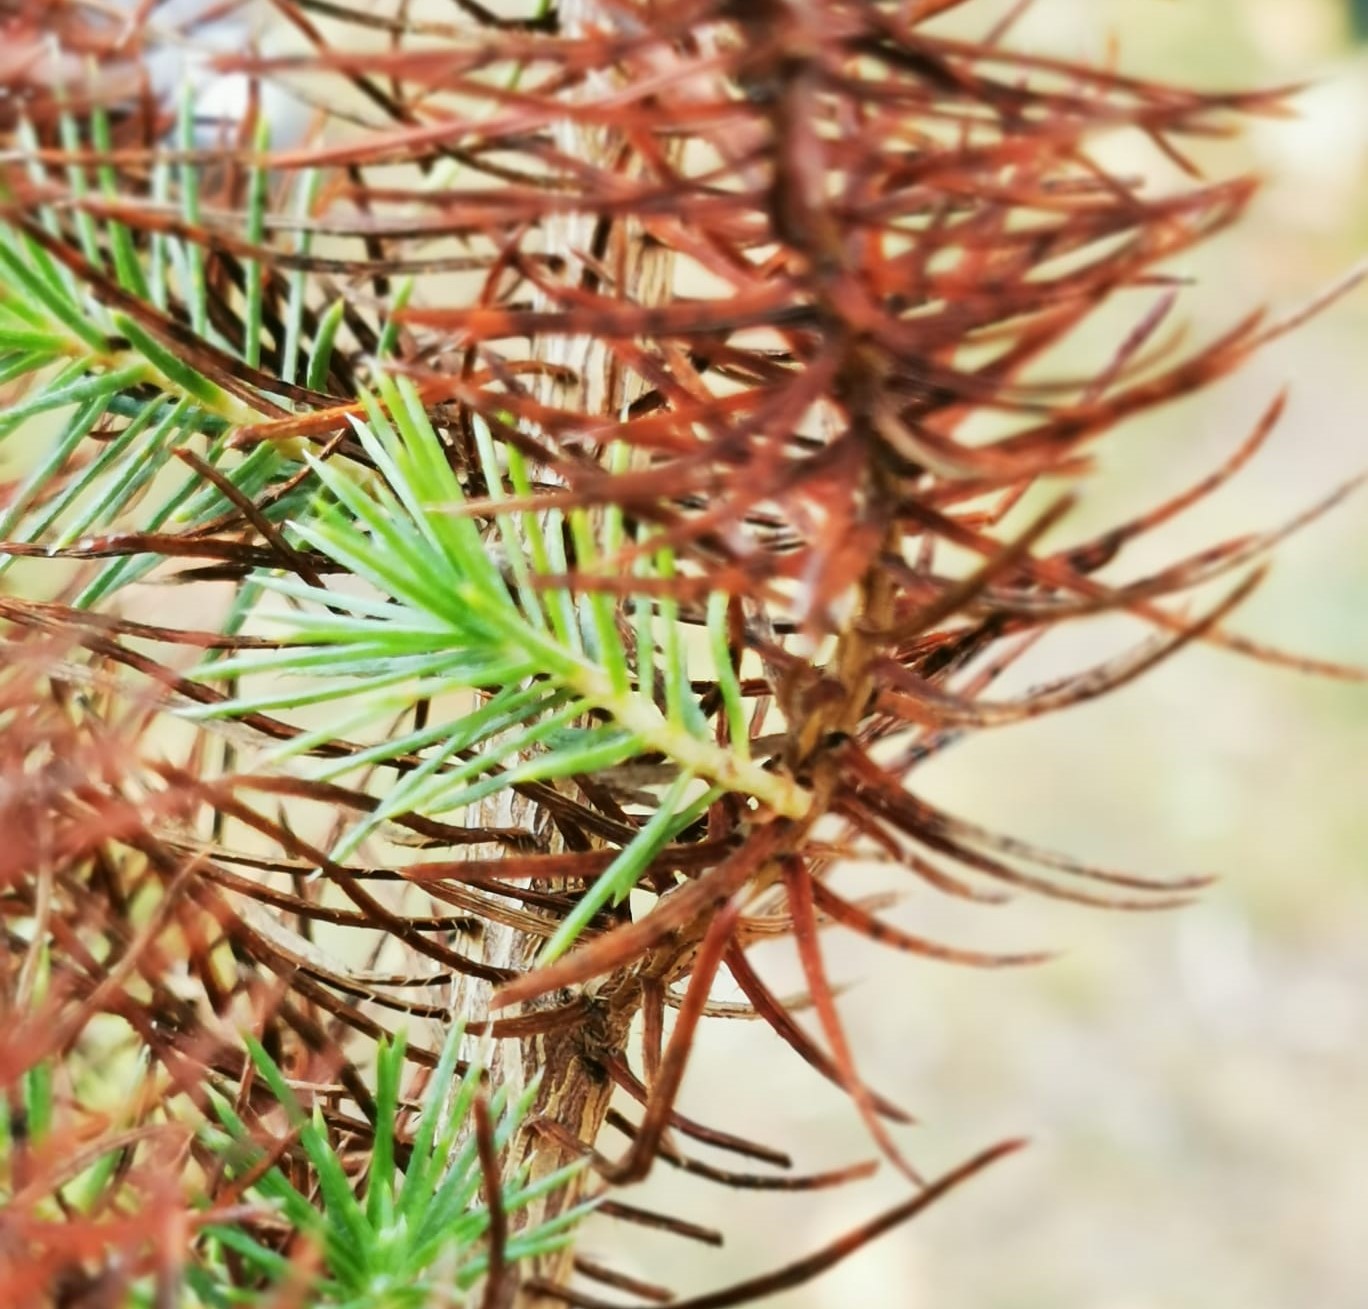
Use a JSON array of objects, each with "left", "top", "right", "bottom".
[{"left": 578, "top": 2, "right": 1368, "bottom": 1305}]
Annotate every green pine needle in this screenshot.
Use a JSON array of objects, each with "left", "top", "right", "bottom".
[
  {"left": 187, "top": 377, "right": 810, "bottom": 944},
  {"left": 197, "top": 1025, "right": 591, "bottom": 1308}
]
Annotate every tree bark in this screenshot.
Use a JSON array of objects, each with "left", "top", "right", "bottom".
[{"left": 450, "top": 0, "right": 681, "bottom": 1293}]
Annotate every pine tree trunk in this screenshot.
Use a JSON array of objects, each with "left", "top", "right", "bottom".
[{"left": 451, "top": 0, "right": 680, "bottom": 1292}]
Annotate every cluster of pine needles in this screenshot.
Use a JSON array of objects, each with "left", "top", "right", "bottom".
[{"left": 0, "top": 1, "right": 1363, "bottom": 1305}]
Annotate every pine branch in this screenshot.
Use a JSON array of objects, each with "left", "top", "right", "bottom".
[{"left": 0, "top": 3, "right": 1361, "bottom": 1306}]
